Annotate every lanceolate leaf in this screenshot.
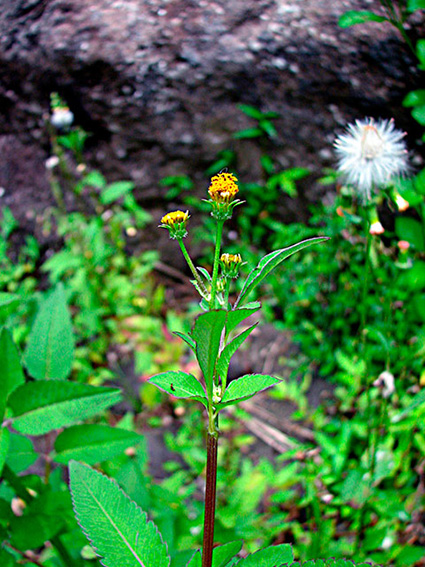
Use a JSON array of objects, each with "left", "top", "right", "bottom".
[
  {"left": 148, "top": 371, "right": 207, "bottom": 407},
  {"left": 8, "top": 381, "right": 122, "bottom": 436},
  {"left": 235, "top": 544, "right": 293, "bottom": 566},
  {"left": 0, "top": 427, "right": 10, "bottom": 476},
  {"left": 217, "top": 374, "right": 280, "bottom": 409},
  {"left": 234, "top": 238, "right": 328, "bottom": 308},
  {"left": 54, "top": 425, "right": 142, "bottom": 464},
  {"left": 69, "top": 461, "right": 170, "bottom": 567},
  {"left": 0, "top": 328, "right": 25, "bottom": 421},
  {"left": 225, "top": 303, "right": 261, "bottom": 334},
  {"left": 173, "top": 331, "right": 196, "bottom": 352},
  {"left": 216, "top": 324, "right": 258, "bottom": 385},
  {"left": 191, "top": 310, "right": 227, "bottom": 399},
  {"left": 24, "top": 283, "right": 75, "bottom": 380},
  {"left": 338, "top": 10, "right": 387, "bottom": 28}
]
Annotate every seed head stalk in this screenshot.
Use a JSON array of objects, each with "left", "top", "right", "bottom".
[
  {"left": 177, "top": 237, "right": 209, "bottom": 297},
  {"left": 209, "top": 220, "right": 224, "bottom": 309}
]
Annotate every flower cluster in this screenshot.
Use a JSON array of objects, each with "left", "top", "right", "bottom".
[
  {"left": 207, "top": 172, "right": 243, "bottom": 220},
  {"left": 159, "top": 210, "right": 190, "bottom": 239},
  {"left": 220, "top": 253, "right": 243, "bottom": 279},
  {"left": 334, "top": 118, "right": 408, "bottom": 202}
]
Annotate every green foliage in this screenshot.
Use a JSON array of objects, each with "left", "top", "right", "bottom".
[
  {"left": 338, "top": 11, "right": 387, "bottom": 28},
  {"left": 69, "top": 461, "right": 170, "bottom": 567},
  {"left": 217, "top": 374, "right": 280, "bottom": 409},
  {"left": 148, "top": 371, "right": 208, "bottom": 407},
  {"left": 0, "top": 328, "right": 25, "bottom": 420},
  {"left": 235, "top": 544, "right": 293, "bottom": 566}
]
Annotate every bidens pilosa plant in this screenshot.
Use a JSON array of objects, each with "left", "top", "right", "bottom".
[{"left": 68, "top": 172, "right": 328, "bottom": 567}]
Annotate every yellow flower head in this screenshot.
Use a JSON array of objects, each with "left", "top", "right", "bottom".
[
  {"left": 208, "top": 173, "right": 239, "bottom": 203},
  {"left": 159, "top": 210, "right": 190, "bottom": 239},
  {"left": 220, "top": 253, "right": 243, "bottom": 278}
]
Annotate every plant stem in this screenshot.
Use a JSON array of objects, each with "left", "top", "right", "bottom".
[
  {"left": 202, "top": 431, "right": 218, "bottom": 567},
  {"left": 177, "top": 237, "right": 208, "bottom": 297},
  {"left": 209, "top": 220, "right": 224, "bottom": 309}
]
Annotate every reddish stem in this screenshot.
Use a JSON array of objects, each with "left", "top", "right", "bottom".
[{"left": 202, "top": 432, "right": 218, "bottom": 567}]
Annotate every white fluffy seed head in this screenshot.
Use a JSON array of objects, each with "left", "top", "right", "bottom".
[{"left": 334, "top": 117, "right": 409, "bottom": 201}]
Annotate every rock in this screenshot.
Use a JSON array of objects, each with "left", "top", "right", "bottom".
[{"left": 0, "top": 0, "right": 422, "bottom": 230}]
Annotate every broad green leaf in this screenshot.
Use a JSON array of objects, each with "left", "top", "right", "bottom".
[
  {"left": 397, "top": 261, "right": 425, "bottom": 291},
  {"left": 173, "top": 331, "right": 196, "bottom": 352},
  {"left": 412, "top": 104, "right": 425, "bottom": 125},
  {"left": 216, "top": 324, "right": 258, "bottom": 385},
  {"left": 0, "top": 293, "right": 20, "bottom": 319},
  {"left": 0, "top": 427, "right": 10, "bottom": 475},
  {"left": 69, "top": 461, "right": 170, "bottom": 567},
  {"left": 226, "top": 303, "right": 261, "bottom": 334},
  {"left": 213, "top": 541, "right": 243, "bottom": 567},
  {"left": 408, "top": 0, "right": 425, "bottom": 11},
  {"left": 395, "top": 217, "right": 425, "bottom": 251},
  {"left": 217, "top": 374, "right": 280, "bottom": 409},
  {"left": 338, "top": 10, "right": 387, "bottom": 28},
  {"left": 8, "top": 381, "right": 121, "bottom": 436},
  {"left": 148, "top": 371, "right": 208, "bottom": 407},
  {"left": 187, "top": 551, "right": 202, "bottom": 567},
  {"left": 235, "top": 544, "right": 293, "bottom": 566},
  {"left": 403, "top": 89, "right": 425, "bottom": 107},
  {"left": 6, "top": 432, "right": 37, "bottom": 473},
  {"left": 235, "top": 238, "right": 328, "bottom": 307},
  {"left": 192, "top": 310, "right": 227, "bottom": 399},
  {"left": 0, "top": 328, "right": 25, "bottom": 420},
  {"left": 54, "top": 424, "right": 142, "bottom": 464},
  {"left": 100, "top": 181, "right": 135, "bottom": 205},
  {"left": 24, "top": 283, "right": 75, "bottom": 380}
]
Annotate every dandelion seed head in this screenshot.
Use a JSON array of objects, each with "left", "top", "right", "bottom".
[{"left": 334, "top": 118, "right": 409, "bottom": 201}]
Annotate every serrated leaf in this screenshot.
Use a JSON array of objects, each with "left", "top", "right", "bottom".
[
  {"left": 24, "top": 283, "right": 74, "bottom": 380},
  {"left": 148, "top": 371, "right": 207, "bottom": 407},
  {"left": 192, "top": 310, "right": 227, "bottom": 399},
  {"left": 0, "top": 427, "right": 10, "bottom": 475},
  {"left": 100, "top": 181, "right": 135, "bottom": 205},
  {"left": 235, "top": 238, "right": 328, "bottom": 307},
  {"left": 186, "top": 551, "right": 202, "bottom": 567},
  {"left": 226, "top": 303, "right": 261, "bottom": 334},
  {"left": 173, "top": 331, "right": 196, "bottom": 352},
  {"left": 338, "top": 10, "right": 387, "bottom": 28},
  {"left": 8, "top": 381, "right": 121, "bottom": 436},
  {"left": 0, "top": 328, "right": 25, "bottom": 421},
  {"left": 54, "top": 425, "right": 142, "bottom": 464},
  {"left": 216, "top": 324, "right": 258, "bottom": 385},
  {"left": 6, "top": 432, "right": 37, "bottom": 473},
  {"left": 69, "top": 461, "right": 170, "bottom": 567},
  {"left": 236, "top": 544, "right": 293, "bottom": 566},
  {"left": 213, "top": 541, "right": 243, "bottom": 567},
  {"left": 218, "top": 374, "right": 280, "bottom": 409}
]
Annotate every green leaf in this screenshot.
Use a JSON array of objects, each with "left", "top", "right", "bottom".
[
  {"left": 173, "top": 331, "right": 196, "bottom": 352},
  {"left": 148, "top": 371, "right": 208, "bottom": 407},
  {"left": 82, "top": 170, "right": 107, "bottom": 189},
  {"left": 412, "top": 104, "right": 425, "bottom": 125},
  {"left": 392, "top": 389, "right": 425, "bottom": 422},
  {"left": 216, "top": 324, "right": 258, "bottom": 384},
  {"left": 100, "top": 181, "right": 135, "bottom": 205},
  {"left": 235, "top": 544, "right": 293, "bottom": 566},
  {"left": 187, "top": 552, "right": 202, "bottom": 567},
  {"left": 398, "top": 261, "right": 425, "bottom": 291},
  {"left": 235, "top": 238, "right": 329, "bottom": 307},
  {"left": 403, "top": 89, "right": 425, "bottom": 107},
  {"left": 338, "top": 10, "right": 387, "bottom": 28},
  {"left": 218, "top": 374, "right": 280, "bottom": 409},
  {"left": 24, "top": 283, "right": 75, "bottom": 380},
  {"left": 408, "top": 0, "right": 425, "bottom": 11},
  {"left": 213, "top": 541, "right": 243, "bottom": 567},
  {"left": 8, "top": 381, "right": 121, "bottom": 436},
  {"left": 0, "top": 293, "right": 20, "bottom": 319},
  {"left": 69, "top": 461, "right": 170, "bottom": 567},
  {"left": 226, "top": 303, "right": 261, "bottom": 334},
  {"left": 54, "top": 425, "right": 142, "bottom": 464},
  {"left": 192, "top": 310, "right": 227, "bottom": 399},
  {"left": 0, "top": 328, "right": 25, "bottom": 421},
  {"left": 0, "top": 427, "right": 10, "bottom": 475},
  {"left": 6, "top": 432, "right": 37, "bottom": 473},
  {"left": 417, "top": 39, "right": 425, "bottom": 67},
  {"left": 233, "top": 128, "right": 263, "bottom": 139},
  {"left": 0, "top": 548, "right": 14, "bottom": 567},
  {"left": 395, "top": 217, "right": 425, "bottom": 251}
]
